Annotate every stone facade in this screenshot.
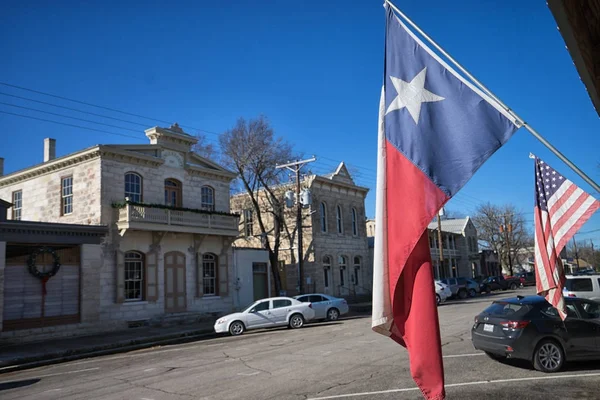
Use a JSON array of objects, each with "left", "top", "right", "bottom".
[
  {"left": 231, "top": 162, "right": 370, "bottom": 298},
  {"left": 0, "top": 124, "right": 240, "bottom": 340}
]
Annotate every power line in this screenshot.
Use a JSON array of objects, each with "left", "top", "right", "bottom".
[
  {"left": 0, "top": 81, "right": 218, "bottom": 135},
  {"left": 0, "top": 110, "right": 143, "bottom": 140},
  {"left": 0, "top": 101, "right": 142, "bottom": 133}
]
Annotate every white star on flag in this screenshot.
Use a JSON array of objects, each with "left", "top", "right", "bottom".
[{"left": 385, "top": 67, "right": 445, "bottom": 124}]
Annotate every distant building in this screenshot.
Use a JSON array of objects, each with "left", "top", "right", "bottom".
[
  {"left": 367, "top": 217, "right": 480, "bottom": 279},
  {"left": 231, "top": 162, "right": 370, "bottom": 298}
]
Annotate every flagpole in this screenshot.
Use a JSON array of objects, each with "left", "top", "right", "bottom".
[{"left": 384, "top": 0, "right": 600, "bottom": 194}]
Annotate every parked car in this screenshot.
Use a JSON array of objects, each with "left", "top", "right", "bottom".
[
  {"left": 214, "top": 297, "right": 315, "bottom": 336},
  {"left": 472, "top": 295, "right": 600, "bottom": 372},
  {"left": 294, "top": 293, "right": 349, "bottom": 321},
  {"left": 440, "top": 277, "right": 480, "bottom": 299},
  {"left": 480, "top": 275, "right": 520, "bottom": 292},
  {"left": 435, "top": 281, "right": 452, "bottom": 305},
  {"left": 563, "top": 274, "right": 600, "bottom": 301},
  {"left": 517, "top": 271, "right": 536, "bottom": 287}
]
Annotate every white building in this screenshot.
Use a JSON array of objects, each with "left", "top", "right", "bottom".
[{"left": 0, "top": 124, "right": 248, "bottom": 342}]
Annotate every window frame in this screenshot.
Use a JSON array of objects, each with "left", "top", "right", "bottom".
[
  {"left": 320, "top": 202, "right": 328, "bottom": 233},
  {"left": 244, "top": 209, "right": 254, "bottom": 237},
  {"left": 124, "top": 172, "right": 143, "bottom": 203},
  {"left": 338, "top": 255, "right": 347, "bottom": 286},
  {"left": 336, "top": 205, "right": 343, "bottom": 234},
  {"left": 351, "top": 208, "right": 358, "bottom": 236},
  {"left": 124, "top": 251, "right": 145, "bottom": 302},
  {"left": 164, "top": 178, "right": 182, "bottom": 207},
  {"left": 200, "top": 185, "right": 215, "bottom": 211},
  {"left": 323, "top": 255, "right": 331, "bottom": 288},
  {"left": 60, "top": 175, "right": 74, "bottom": 216},
  {"left": 353, "top": 256, "right": 361, "bottom": 285},
  {"left": 12, "top": 190, "right": 22, "bottom": 220},
  {"left": 202, "top": 253, "right": 218, "bottom": 296}
]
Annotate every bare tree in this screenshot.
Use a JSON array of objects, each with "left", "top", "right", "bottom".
[
  {"left": 566, "top": 239, "right": 600, "bottom": 271},
  {"left": 193, "top": 133, "right": 217, "bottom": 160},
  {"left": 472, "top": 203, "right": 532, "bottom": 276},
  {"left": 219, "top": 116, "right": 295, "bottom": 293}
]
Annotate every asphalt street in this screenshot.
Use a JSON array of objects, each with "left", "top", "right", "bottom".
[{"left": 1, "top": 287, "right": 599, "bottom": 400}]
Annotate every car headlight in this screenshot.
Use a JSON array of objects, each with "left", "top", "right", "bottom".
[{"left": 216, "top": 319, "right": 226, "bottom": 324}]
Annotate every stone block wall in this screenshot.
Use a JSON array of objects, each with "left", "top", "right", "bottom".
[{"left": 0, "top": 158, "right": 102, "bottom": 224}]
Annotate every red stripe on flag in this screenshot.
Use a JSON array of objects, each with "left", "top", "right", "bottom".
[
  {"left": 385, "top": 140, "right": 447, "bottom": 400},
  {"left": 550, "top": 190, "right": 587, "bottom": 234},
  {"left": 554, "top": 200, "right": 600, "bottom": 253},
  {"left": 548, "top": 183, "right": 578, "bottom": 216}
]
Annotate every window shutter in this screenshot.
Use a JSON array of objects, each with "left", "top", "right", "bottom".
[
  {"left": 146, "top": 252, "right": 158, "bottom": 301},
  {"left": 218, "top": 254, "right": 228, "bottom": 296},
  {"left": 196, "top": 252, "right": 204, "bottom": 297},
  {"left": 115, "top": 250, "right": 125, "bottom": 303}
]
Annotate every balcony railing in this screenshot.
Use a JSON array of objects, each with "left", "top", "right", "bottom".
[{"left": 116, "top": 203, "right": 240, "bottom": 236}]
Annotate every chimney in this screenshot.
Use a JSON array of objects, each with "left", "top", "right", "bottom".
[
  {"left": 0, "top": 157, "right": 4, "bottom": 176},
  {"left": 44, "top": 138, "right": 56, "bottom": 162}
]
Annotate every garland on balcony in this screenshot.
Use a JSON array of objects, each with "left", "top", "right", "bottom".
[{"left": 111, "top": 200, "right": 239, "bottom": 217}]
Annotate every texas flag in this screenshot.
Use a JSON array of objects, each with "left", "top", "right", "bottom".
[{"left": 372, "top": 5, "right": 520, "bottom": 399}]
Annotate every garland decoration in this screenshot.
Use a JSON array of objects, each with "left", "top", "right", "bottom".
[{"left": 27, "top": 247, "right": 61, "bottom": 295}]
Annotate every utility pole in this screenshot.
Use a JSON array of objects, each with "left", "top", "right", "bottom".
[
  {"left": 591, "top": 240, "right": 597, "bottom": 272},
  {"left": 572, "top": 236, "right": 580, "bottom": 272},
  {"left": 500, "top": 215, "right": 513, "bottom": 276},
  {"left": 276, "top": 156, "right": 316, "bottom": 295},
  {"left": 437, "top": 209, "right": 444, "bottom": 278}
]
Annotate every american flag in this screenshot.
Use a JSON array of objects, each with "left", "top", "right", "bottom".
[{"left": 533, "top": 156, "right": 600, "bottom": 319}]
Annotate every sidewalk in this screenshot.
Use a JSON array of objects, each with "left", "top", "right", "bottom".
[{"left": 0, "top": 321, "right": 216, "bottom": 374}]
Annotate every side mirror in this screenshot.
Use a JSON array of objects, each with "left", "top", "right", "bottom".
[{"left": 249, "top": 308, "right": 256, "bottom": 313}]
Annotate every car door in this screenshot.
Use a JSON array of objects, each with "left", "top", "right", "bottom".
[
  {"left": 245, "top": 300, "right": 274, "bottom": 328},
  {"left": 573, "top": 300, "right": 600, "bottom": 355},
  {"left": 562, "top": 303, "right": 599, "bottom": 359},
  {"left": 271, "top": 299, "right": 293, "bottom": 325},
  {"left": 310, "top": 295, "right": 329, "bottom": 319}
]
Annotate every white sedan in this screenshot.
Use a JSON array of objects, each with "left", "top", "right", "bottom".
[
  {"left": 214, "top": 297, "right": 316, "bottom": 336},
  {"left": 294, "top": 293, "right": 349, "bottom": 321},
  {"left": 435, "top": 280, "right": 452, "bottom": 305}
]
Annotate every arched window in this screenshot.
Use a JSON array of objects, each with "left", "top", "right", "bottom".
[
  {"left": 125, "top": 172, "right": 142, "bottom": 203},
  {"left": 351, "top": 208, "right": 358, "bottom": 236},
  {"left": 323, "top": 256, "right": 331, "bottom": 288},
  {"left": 336, "top": 205, "right": 343, "bottom": 234},
  {"left": 338, "top": 255, "right": 347, "bottom": 286},
  {"left": 202, "top": 253, "right": 218, "bottom": 296},
  {"left": 164, "top": 178, "right": 182, "bottom": 207},
  {"left": 353, "top": 256, "right": 361, "bottom": 286},
  {"left": 320, "top": 202, "right": 328, "bottom": 233},
  {"left": 124, "top": 251, "right": 144, "bottom": 301},
  {"left": 201, "top": 186, "right": 215, "bottom": 211}
]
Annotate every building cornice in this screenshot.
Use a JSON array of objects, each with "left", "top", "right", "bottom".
[
  {"left": 0, "top": 220, "right": 108, "bottom": 244},
  {"left": 0, "top": 147, "right": 103, "bottom": 186},
  {"left": 310, "top": 176, "right": 369, "bottom": 197}
]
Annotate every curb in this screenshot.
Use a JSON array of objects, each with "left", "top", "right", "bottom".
[{"left": 0, "top": 328, "right": 216, "bottom": 375}]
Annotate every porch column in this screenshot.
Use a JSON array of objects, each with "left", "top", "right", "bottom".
[{"left": 80, "top": 244, "right": 102, "bottom": 323}]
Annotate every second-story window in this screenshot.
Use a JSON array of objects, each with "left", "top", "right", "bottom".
[
  {"left": 351, "top": 208, "right": 358, "bottom": 236},
  {"left": 336, "top": 205, "right": 343, "bottom": 234},
  {"left": 125, "top": 172, "right": 142, "bottom": 202},
  {"left": 164, "top": 179, "right": 182, "bottom": 207},
  {"left": 201, "top": 186, "right": 215, "bottom": 211},
  {"left": 61, "top": 176, "right": 73, "bottom": 215},
  {"left": 320, "top": 202, "right": 328, "bottom": 233},
  {"left": 12, "top": 190, "right": 22, "bottom": 220},
  {"left": 244, "top": 209, "right": 254, "bottom": 237}
]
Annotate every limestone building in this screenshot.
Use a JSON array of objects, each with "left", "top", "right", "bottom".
[{"left": 231, "top": 163, "right": 370, "bottom": 298}]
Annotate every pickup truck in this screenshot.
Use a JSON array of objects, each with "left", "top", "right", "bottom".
[{"left": 480, "top": 275, "right": 521, "bottom": 292}]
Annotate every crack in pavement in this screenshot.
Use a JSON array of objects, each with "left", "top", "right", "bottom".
[
  {"left": 114, "top": 377, "right": 195, "bottom": 399},
  {"left": 221, "top": 351, "right": 273, "bottom": 376}
]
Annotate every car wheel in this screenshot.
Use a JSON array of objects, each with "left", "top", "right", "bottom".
[
  {"left": 436, "top": 294, "right": 441, "bottom": 306},
  {"left": 468, "top": 289, "right": 476, "bottom": 297},
  {"left": 229, "top": 321, "right": 245, "bottom": 336},
  {"left": 289, "top": 314, "right": 305, "bottom": 329},
  {"left": 510, "top": 283, "right": 518, "bottom": 290},
  {"left": 458, "top": 289, "right": 468, "bottom": 300},
  {"left": 326, "top": 308, "right": 340, "bottom": 321},
  {"left": 533, "top": 340, "right": 564, "bottom": 373}
]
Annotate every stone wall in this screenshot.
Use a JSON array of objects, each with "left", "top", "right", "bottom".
[
  {"left": 0, "top": 158, "right": 102, "bottom": 224},
  {"left": 99, "top": 231, "right": 235, "bottom": 323},
  {"left": 100, "top": 157, "right": 232, "bottom": 227}
]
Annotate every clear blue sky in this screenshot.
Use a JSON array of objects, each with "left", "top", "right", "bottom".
[{"left": 1, "top": 0, "right": 599, "bottom": 246}]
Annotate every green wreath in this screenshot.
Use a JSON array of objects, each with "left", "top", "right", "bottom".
[{"left": 27, "top": 247, "right": 61, "bottom": 280}]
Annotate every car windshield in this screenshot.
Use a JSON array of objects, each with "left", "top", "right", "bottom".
[
  {"left": 483, "top": 302, "right": 530, "bottom": 318},
  {"left": 242, "top": 302, "right": 259, "bottom": 313}
]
